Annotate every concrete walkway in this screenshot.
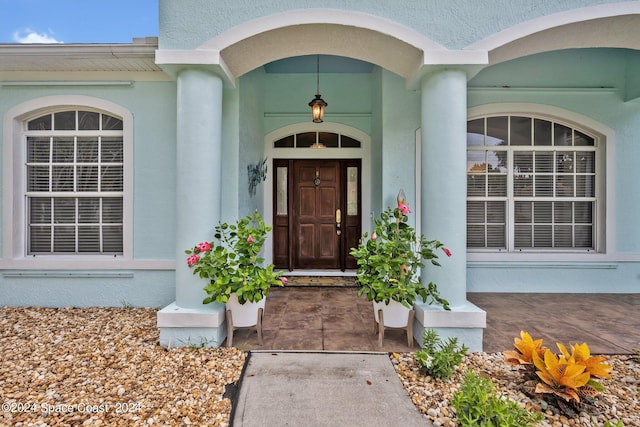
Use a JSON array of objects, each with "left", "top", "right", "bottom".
[{"left": 231, "top": 352, "right": 431, "bottom": 427}]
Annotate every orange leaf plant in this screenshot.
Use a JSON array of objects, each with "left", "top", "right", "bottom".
[
  {"left": 504, "top": 331, "right": 612, "bottom": 416},
  {"left": 503, "top": 330, "right": 547, "bottom": 368}
]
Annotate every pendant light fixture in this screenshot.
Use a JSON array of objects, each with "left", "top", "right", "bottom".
[{"left": 308, "top": 55, "right": 327, "bottom": 123}]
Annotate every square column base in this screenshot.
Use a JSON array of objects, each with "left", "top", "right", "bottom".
[
  {"left": 157, "top": 302, "right": 227, "bottom": 348},
  {"left": 413, "top": 300, "right": 487, "bottom": 352}
]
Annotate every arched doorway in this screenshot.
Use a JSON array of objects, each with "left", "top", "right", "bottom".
[{"left": 263, "top": 124, "right": 371, "bottom": 272}]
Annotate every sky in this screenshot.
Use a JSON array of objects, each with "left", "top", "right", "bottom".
[{"left": 0, "top": 0, "right": 158, "bottom": 44}]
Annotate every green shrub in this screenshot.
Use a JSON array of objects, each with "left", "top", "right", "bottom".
[
  {"left": 185, "top": 211, "right": 285, "bottom": 304},
  {"left": 415, "top": 329, "right": 468, "bottom": 379},
  {"left": 452, "top": 370, "right": 544, "bottom": 427}
]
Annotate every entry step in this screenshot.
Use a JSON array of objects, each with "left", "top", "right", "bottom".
[{"left": 283, "top": 276, "right": 357, "bottom": 287}]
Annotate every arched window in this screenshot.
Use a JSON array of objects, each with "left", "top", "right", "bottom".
[
  {"left": 24, "top": 109, "right": 124, "bottom": 254},
  {"left": 467, "top": 115, "right": 601, "bottom": 252},
  {"left": 274, "top": 131, "right": 360, "bottom": 148}
]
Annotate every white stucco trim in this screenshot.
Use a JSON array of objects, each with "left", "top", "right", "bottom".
[
  {"left": 199, "top": 9, "right": 446, "bottom": 53},
  {"left": 189, "top": 9, "right": 487, "bottom": 82},
  {"left": 467, "top": 2, "right": 640, "bottom": 61},
  {"left": 155, "top": 48, "right": 222, "bottom": 65},
  {"left": 0, "top": 259, "right": 175, "bottom": 270},
  {"left": 262, "top": 122, "right": 371, "bottom": 271},
  {"left": 422, "top": 49, "right": 488, "bottom": 65},
  {"left": 154, "top": 49, "right": 234, "bottom": 84},
  {"left": 466, "top": 103, "right": 616, "bottom": 263},
  {"left": 2, "top": 95, "right": 134, "bottom": 269}
]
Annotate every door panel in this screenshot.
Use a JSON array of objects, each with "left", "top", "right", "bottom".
[
  {"left": 343, "top": 161, "right": 361, "bottom": 270},
  {"left": 294, "top": 160, "right": 340, "bottom": 269},
  {"left": 298, "top": 224, "right": 315, "bottom": 258},
  {"left": 273, "top": 161, "right": 290, "bottom": 268},
  {"left": 319, "top": 224, "right": 337, "bottom": 256}
]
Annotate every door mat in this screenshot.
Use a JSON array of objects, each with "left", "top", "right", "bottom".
[{"left": 283, "top": 275, "right": 357, "bottom": 287}]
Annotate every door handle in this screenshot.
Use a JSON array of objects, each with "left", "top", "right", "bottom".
[{"left": 336, "top": 209, "right": 342, "bottom": 235}]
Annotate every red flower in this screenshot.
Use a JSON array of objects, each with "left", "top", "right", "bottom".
[
  {"left": 443, "top": 247, "right": 452, "bottom": 257},
  {"left": 247, "top": 235, "right": 255, "bottom": 243},
  {"left": 187, "top": 254, "right": 200, "bottom": 266},
  {"left": 398, "top": 203, "right": 411, "bottom": 215},
  {"left": 281, "top": 277, "right": 288, "bottom": 285},
  {"left": 371, "top": 232, "right": 377, "bottom": 241},
  {"left": 196, "top": 241, "right": 211, "bottom": 253}
]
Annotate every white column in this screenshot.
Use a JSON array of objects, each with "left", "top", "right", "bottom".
[
  {"left": 420, "top": 69, "right": 468, "bottom": 308},
  {"left": 175, "top": 68, "right": 223, "bottom": 308}
]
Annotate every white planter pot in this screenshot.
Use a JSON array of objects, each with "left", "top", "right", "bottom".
[
  {"left": 226, "top": 293, "right": 265, "bottom": 328},
  {"left": 373, "top": 300, "right": 415, "bottom": 347},
  {"left": 373, "top": 300, "right": 412, "bottom": 328},
  {"left": 225, "top": 293, "right": 266, "bottom": 347}
]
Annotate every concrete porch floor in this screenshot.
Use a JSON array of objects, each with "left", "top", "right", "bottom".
[{"left": 229, "top": 286, "right": 639, "bottom": 354}]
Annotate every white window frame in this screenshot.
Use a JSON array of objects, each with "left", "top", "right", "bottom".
[
  {"left": 3, "top": 95, "right": 133, "bottom": 269},
  {"left": 466, "top": 104, "right": 615, "bottom": 262}
]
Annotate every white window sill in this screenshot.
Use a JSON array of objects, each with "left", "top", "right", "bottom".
[{"left": 0, "top": 258, "right": 175, "bottom": 270}]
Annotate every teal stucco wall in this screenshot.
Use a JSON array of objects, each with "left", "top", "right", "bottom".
[
  {"left": 0, "top": 81, "right": 178, "bottom": 307},
  {"left": 158, "top": 0, "right": 627, "bottom": 50},
  {"left": 467, "top": 47, "right": 640, "bottom": 292},
  {"left": 2, "top": 1, "right": 640, "bottom": 310}
]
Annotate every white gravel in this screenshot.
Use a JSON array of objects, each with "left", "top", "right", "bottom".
[{"left": 1, "top": 307, "right": 638, "bottom": 426}]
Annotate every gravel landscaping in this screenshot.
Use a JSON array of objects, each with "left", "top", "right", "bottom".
[
  {"left": 392, "top": 352, "right": 640, "bottom": 427},
  {"left": 0, "top": 307, "right": 245, "bottom": 426},
  {"left": 1, "top": 307, "right": 638, "bottom": 426}
]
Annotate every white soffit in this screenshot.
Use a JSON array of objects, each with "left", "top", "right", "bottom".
[{"left": 0, "top": 43, "right": 162, "bottom": 73}]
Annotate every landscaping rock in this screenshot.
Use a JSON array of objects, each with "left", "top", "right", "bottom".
[
  {"left": 1, "top": 307, "right": 638, "bottom": 426},
  {"left": 392, "top": 350, "right": 640, "bottom": 427}
]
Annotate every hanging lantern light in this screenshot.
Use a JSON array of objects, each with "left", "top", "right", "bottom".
[{"left": 308, "top": 55, "right": 327, "bottom": 123}]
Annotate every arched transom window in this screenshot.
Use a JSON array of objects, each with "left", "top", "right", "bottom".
[
  {"left": 467, "top": 115, "right": 600, "bottom": 252},
  {"left": 274, "top": 131, "right": 361, "bottom": 148}
]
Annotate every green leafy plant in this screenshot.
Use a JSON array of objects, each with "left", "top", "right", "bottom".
[
  {"left": 415, "top": 329, "right": 468, "bottom": 379},
  {"left": 185, "top": 211, "right": 286, "bottom": 305},
  {"left": 350, "top": 203, "right": 450, "bottom": 309},
  {"left": 603, "top": 420, "right": 623, "bottom": 427},
  {"left": 179, "top": 336, "right": 216, "bottom": 349},
  {"left": 452, "top": 370, "right": 544, "bottom": 427}
]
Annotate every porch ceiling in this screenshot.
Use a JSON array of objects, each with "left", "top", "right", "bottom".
[{"left": 263, "top": 55, "right": 374, "bottom": 74}]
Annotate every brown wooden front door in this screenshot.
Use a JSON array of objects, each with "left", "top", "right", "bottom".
[{"left": 273, "top": 159, "right": 361, "bottom": 271}]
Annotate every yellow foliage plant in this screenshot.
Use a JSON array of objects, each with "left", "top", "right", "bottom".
[
  {"left": 505, "top": 332, "right": 613, "bottom": 416},
  {"left": 503, "top": 330, "right": 548, "bottom": 373},
  {"left": 532, "top": 348, "right": 591, "bottom": 402}
]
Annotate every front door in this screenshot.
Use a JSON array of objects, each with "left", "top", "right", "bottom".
[{"left": 273, "top": 159, "right": 361, "bottom": 270}]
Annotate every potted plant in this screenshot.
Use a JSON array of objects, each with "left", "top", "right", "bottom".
[
  {"left": 350, "top": 199, "right": 451, "bottom": 337},
  {"left": 185, "top": 211, "right": 286, "bottom": 345}
]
